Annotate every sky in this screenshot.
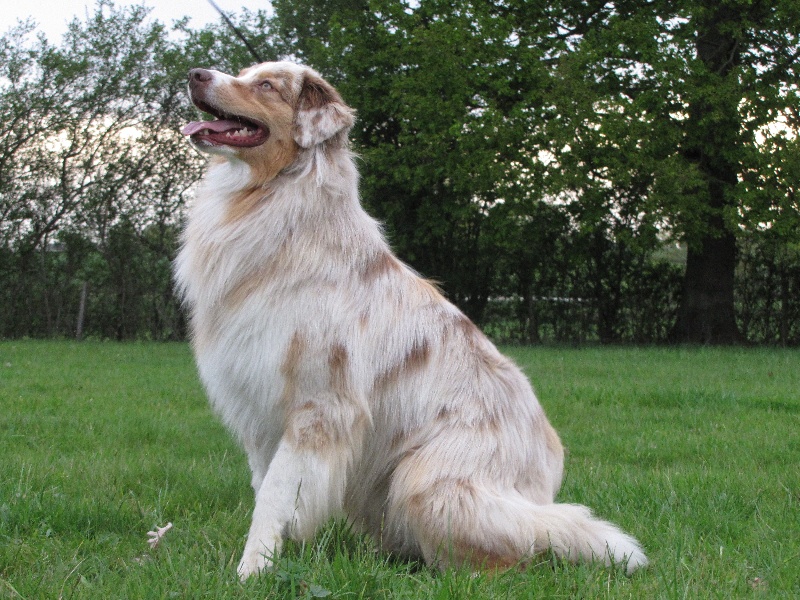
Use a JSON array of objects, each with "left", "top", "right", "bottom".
[{"left": 0, "top": 0, "right": 266, "bottom": 43}]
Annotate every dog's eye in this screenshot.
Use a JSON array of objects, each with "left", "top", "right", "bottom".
[{"left": 260, "top": 80, "right": 273, "bottom": 90}]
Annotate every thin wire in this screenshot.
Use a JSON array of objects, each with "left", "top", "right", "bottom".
[{"left": 206, "top": 0, "right": 264, "bottom": 63}]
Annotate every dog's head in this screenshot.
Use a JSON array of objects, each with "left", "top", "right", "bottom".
[{"left": 182, "top": 62, "right": 354, "bottom": 167}]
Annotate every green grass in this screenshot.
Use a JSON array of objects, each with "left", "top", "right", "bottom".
[{"left": 1, "top": 341, "right": 798, "bottom": 598}]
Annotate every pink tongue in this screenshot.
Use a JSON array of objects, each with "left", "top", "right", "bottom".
[{"left": 181, "top": 119, "right": 245, "bottom": 136}]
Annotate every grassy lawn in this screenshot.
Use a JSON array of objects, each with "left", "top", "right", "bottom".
[{"left": 0, "top": 341, "right": 798, "bottom": 598}]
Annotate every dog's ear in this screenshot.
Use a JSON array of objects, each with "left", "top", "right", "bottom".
[{"left": 293, "top": 74, "right": 355, "bottom": 148}]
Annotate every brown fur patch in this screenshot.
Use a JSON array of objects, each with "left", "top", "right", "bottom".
[
  {"left": 361, "top": 252, "right": 402, "bottom": 283},
  {"left": 224, "top": 185, "right": 272, "bottom": 224},
  {"left": 373, "top": 338, "right": 431, "bottom": 392},
  {"left": 299, "top": 73, "right": 345, "bottom": 111},
  {"left": 246, "top": 139, "right": 300, "bottom": 187},
  {"left": 223, "top": 267, "right": 268, "bottom": 310},
  {"left": 278, "top": 332, "right": 305, "bottom": 409},
  {"left": 282, "top": 332, "right": 305, "bottom": 378},
  {"left": 451, "top": 540, "right": 523, "bottom": 571},
  {"left": 224, "top": 140, "right": 299, "bottom": 223},
  {"left": 449, "top": 313, "right": 508, "bottom": 374},
  {"left": 485, "top": 411, "right": 503, "bottom": 433},
  {"left": 280, "top": 335, "right": 330, "bottom": 451},
  {"left": 403, "top": 338, "right": 432, "bottom": 371},
  {"left": 329, "top": 343, "right": 349, "bottom": 397},
  {"left": 475, "top": 409, "right": 502, "bottom": 433},
  {"left": 389, "top": 428, "right": 408, "bottom": 450},
  {"left": 434, "top": 402, "right": 502, "bottom": 434},
  {"left": 282, "top": 342, "right": 367, "bottom": 452},
  {"left": 292, "top": 415, "right": 330, "bottom": 451}
]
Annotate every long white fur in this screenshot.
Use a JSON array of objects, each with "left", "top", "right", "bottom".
[{"left": 175, "top": 61, "right": 648, "bottom": 579}]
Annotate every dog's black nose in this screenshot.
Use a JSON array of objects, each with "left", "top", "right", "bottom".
[{"left": 189, "top": 68, "right": 213, "bottom": 84}]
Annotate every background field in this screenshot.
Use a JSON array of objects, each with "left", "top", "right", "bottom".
[{"left": 0, "top": 341, "right": 798, "bottom": 598}]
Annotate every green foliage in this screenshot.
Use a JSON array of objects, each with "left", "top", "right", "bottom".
[
  {"left": 1, "top": 0, "right": 799, "bottom": 342},
  {"left": 1, "top": 341, "right": 799, "bottom": 597},
  {"left": 264, "top": 0, "right": 800, "bottom": 341},
  {"left": 0, "top": 2, "right": 199, "bottom": 339},
  {"left": 737, "top": 233, "right": 800, "bottom": 344}
]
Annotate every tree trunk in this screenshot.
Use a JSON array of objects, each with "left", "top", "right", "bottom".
[
  {"left": 672, "top": 229, "right": 740, "bottom": 344},
  {"left": 76, "top": 281, "right": 88, "bottom": 340},
  {"left": 670, "top": 2, "right": 744, "bottom": 344}
]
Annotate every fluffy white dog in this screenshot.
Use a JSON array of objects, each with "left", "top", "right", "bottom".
[{"left": 175, "top": 61, "right": 647, "bottom": 579}]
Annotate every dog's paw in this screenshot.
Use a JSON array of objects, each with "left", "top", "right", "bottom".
[{"left": 237, "top": 549, "right": 273, "bottom": 580}]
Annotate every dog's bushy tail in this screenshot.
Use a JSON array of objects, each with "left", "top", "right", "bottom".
[
  {"left": 402, "top": 488, "right": 647, "bottom": 574},
  {"left": 522, "top": 502, "right": 648, "bottom": 574}
]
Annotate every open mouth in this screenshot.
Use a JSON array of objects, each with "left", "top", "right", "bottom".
[{"left": 181, "top": 99, "right": 269, "bottom": 148}]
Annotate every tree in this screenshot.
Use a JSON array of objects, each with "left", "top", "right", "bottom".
[
  {"left": 541, "top": 0, "right": 800, "bottom": 344},
  {"left": 0, "top": 1, "right": 202, "bottom": 338},
  {"left": 670, "top": 1, "right": 755, "bottom": 343},
  {"left": 2, "top": 0, "right": 797, "bottom": 343}
]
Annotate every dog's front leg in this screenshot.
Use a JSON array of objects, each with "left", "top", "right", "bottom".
[
  {"left": 236, "top": 441, "right": 321, "bottom": 578},
  {"left": 237, "top": 399, "right": 367, "bottom": 579}
]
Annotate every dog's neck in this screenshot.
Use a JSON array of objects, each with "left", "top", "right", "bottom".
[{"left": 176, "top": 145, "right": 389, "bottom": 310}]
